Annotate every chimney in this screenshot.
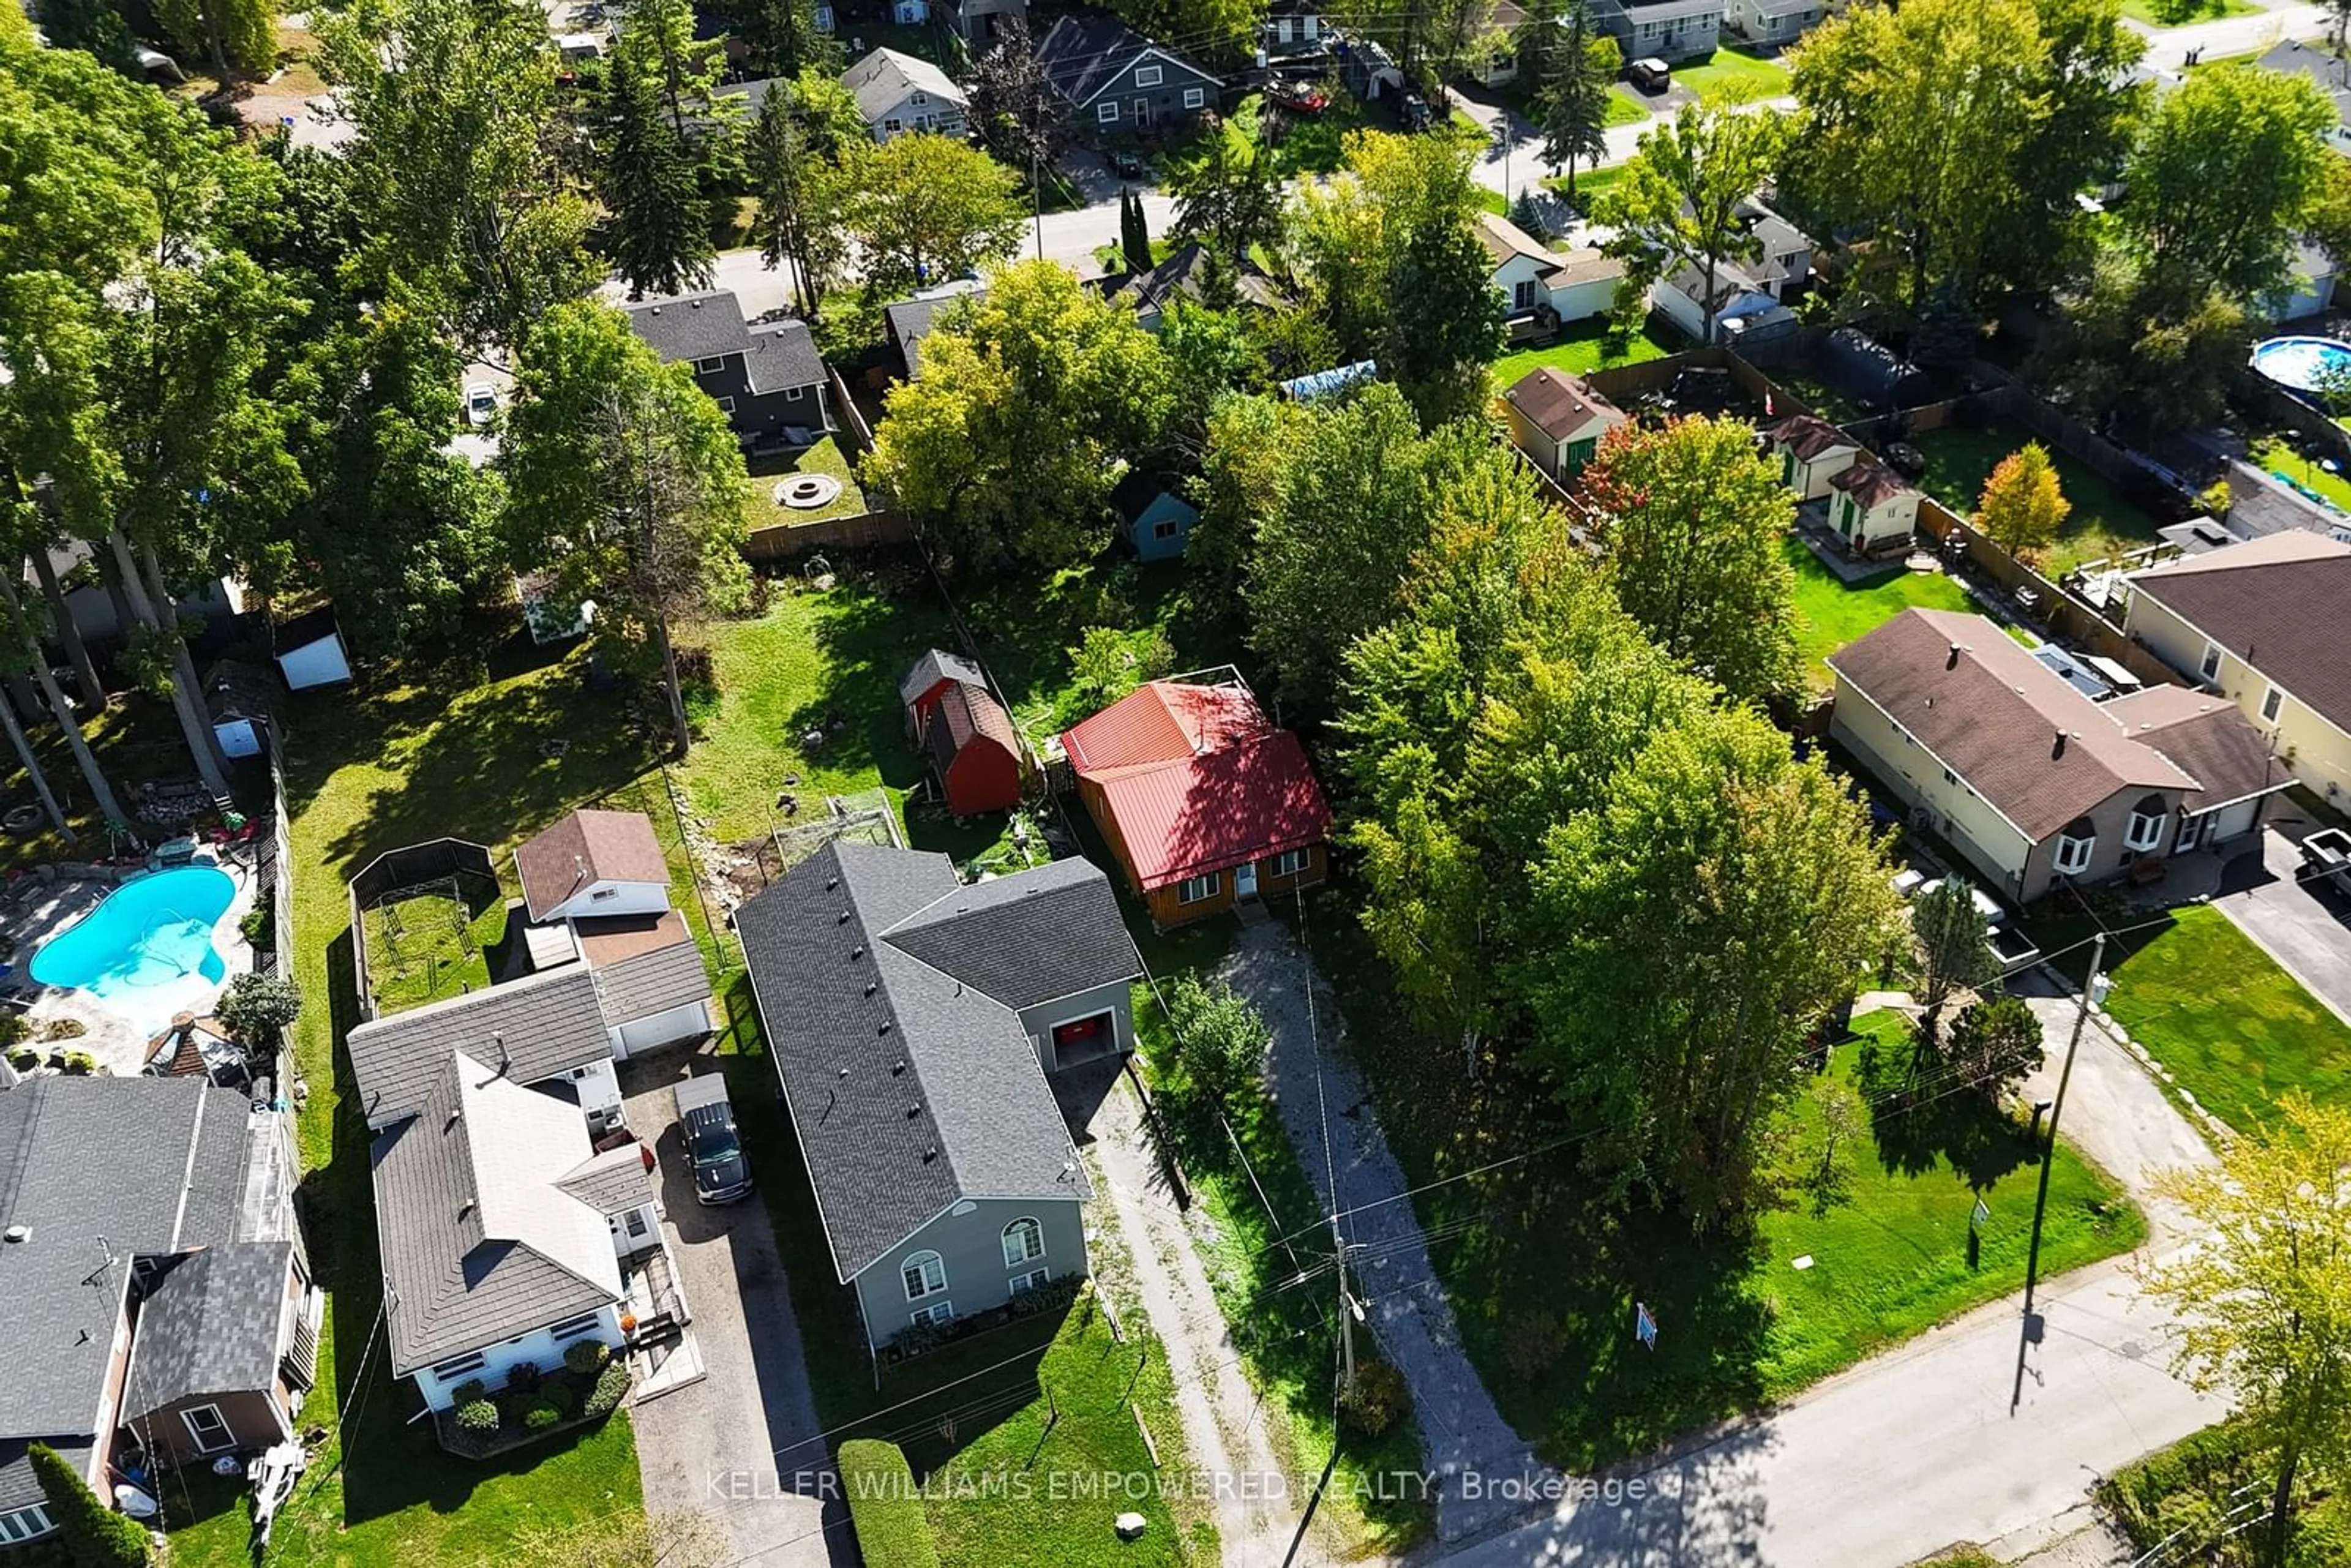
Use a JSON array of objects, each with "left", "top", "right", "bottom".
[
  {"left": 2052, "top": 729, "right": 2068, "bottom": 759},
  {"left": 1946, "top": 643, "right": 1961, "bottom": 670}
]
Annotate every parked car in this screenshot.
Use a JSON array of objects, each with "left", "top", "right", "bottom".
[
  {"left": 464, "top": 383, "right": 498, "bottom": 427},
  {"left": 1267, "top": 79, "right": 1329, "bottom": 115},
  {"left": 675, "top": 1075, "right": 752, "bottom": 1204},
  {"left": 1108, "top": 148, "right": 1146, "bottom": 179},
  {"left": 1627, "top": 56, "right": 1671, "bottom": 93}
]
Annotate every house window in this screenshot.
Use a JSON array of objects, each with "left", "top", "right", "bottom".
[
  {"left": 716, "top": 396, "right": 737, "bottom": 414},
  {"left": 1176, "top": 871, "right": 1221, "bottom": 905},
  {"left": 2199, "top": 642, "right": 2223, "bottom": 680},
  {"left": 181, "top": 1403, "right": 234, "bottom": 1454},
  {"left": 911, "top": 90, "right": 927, "bottom": 105},
  {"left": 2262, "top": 685, "right": 2283, "bottom": 722},
  {"left": 786, "top": 385, "right": 807, "bottom": 401},
  {"left": 1136, "top": 64, "right": 1163, "bottom": 87},
  {"left": 2124, "top": 794, "right": 2168, "bottom": 853},
  {"left": 624, "top": 1207, "right": 650, "bottom": 1239},
  {"left": 909, "top": 1300, "right": 954, "bottom": 1329},
  {"left": 902, "top": 1250, "right": 948, "bottom": 1300},
  {"left": 1010, "top": 1267, "right": 1051, "bottom": 1294},
  {"left": 883, "top": 117, "right": 902, "bottom": 133},
  {"left": 550, "top": 1313, "right": 603, "bottom": 1341},
  {"left": 1513, "top": 279, "right": 1540, "bottom": 309},
  {"left": 1303, "top": 16, "right": 1318, "bottom": 38},
  {"left": 1183, "top": 87, "right": 1205, "bottom": 109},
  {"left": 695, "top": 356, "right": 726, "bottom": 373},
  {"left": 1269, "top": 847, "right": 1311, "bottom": 877},
  {"left": 1152, "top": 518, "right": 1180, "bottom": 540},
  {"left": 2052, "top": 817, "right": 2096, "bottom": 876},
  {"left": 431, "top": 1350, "right": 487, "bottom": 1379},
  {"left": 0, "top": 1506, "right": 54, "bottom": 1544},
  {"left": 1099, "top": 101, "right": 1120, "bottom": 123},
  {"left": 1002, "top": 1216, "right": 1046, "bottom": 1267},
  {"left": 1275, "top": 17, "right": 1292, "bottom": 40},
  {"left": 590, "top": 885, "right": 619, "bottom": 901}
]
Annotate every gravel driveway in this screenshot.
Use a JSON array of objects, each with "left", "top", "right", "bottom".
[
  {"left": 1221, "top": 922, "right": 1554, "bottom": 1542},
  {"left": 621, "top": 1049, "right": 852, "bottom": 1568}
]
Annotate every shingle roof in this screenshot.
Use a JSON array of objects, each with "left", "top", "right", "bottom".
[
  {"left": 516, "top": 809, "right": 672, "bottom": 922},
  {"left": 1035, "top": 13, "right": 1213, "bottom": 107},
  {"left": 0, "top": 1077, "right": 260, "bottom": 1446},
  {"left": 1828, "top": 452, "right": 1911, "bottom": 511},
  {"left": 371, "top": 1051, "right": 623, "bottom": 1374},
  {"left": 2129, "top": 532, "right": 2351, "bottom": 735},
  {"left": 899, "top": 648, "right": 989, "bottom": 709},
  {"left": 583, "top": 918, "right": 714, "bottom": 1026},
  {"left": 1107, "top": 242, "right": 1276, "bottom": 319},
  {"left": 923, "top": 682, "right": 1019, "bottom": 775},
  {"left": 2107, "top": 685, "right": 2291, "bottom": 811},
  {"left": 555, "top": 1144, "right": 657, "bottom": 1216},
  {"left": 842, "top": 46, "right": 967, "bottom": 126},
  {"left": 1503, "top": 367, "right": 1625, "bottom": 441},
  {"left": 881, "top": 854, "right": 1141, "bottom": 1011},
  {"left": 1476, "top": 211, "right": 1554, "bottom": 271},
  {"left": 1768, "top": 412, "right": 1855, "bottom": 462},
  {"left": 1060, "top": 681, "right": 1332, "bottom": 889},
  {"left": 745, "top": 318, "right": 828, "bottom": 396},
  {"left": 0, "top": 1440, "right": 91, "bottom": 1515},
  {"left": 1829, "top": 609, "right": 2199, "bottom": 840},
  {"left": 623, "top": 290, "right": 753, "bottom": 365},
  {"left": 734, "top": 842, "right": 1093, "bottom": 1281},
  {"left": 347, "top": 965, "right": 613, "bottom": 1128},
  {"left": 1541, "top": 247, "right": 1622, "bottom": 288},
  {"left": 882, "top": 287, "right": 985, "bottom": 380},
  {"left": 127, "top": 1241, "right": 293, "bottom": 1416}
]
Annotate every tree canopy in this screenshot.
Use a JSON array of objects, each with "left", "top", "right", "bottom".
[
  {"left": 2123, "top": 64, "right": 2333, "bottom": 306},
  {"left": 839, "top": 133, "right": 1027, "bottom": 299},
  {"left": 1598, "top": 102, "right": 1785, "bottom": 343}
]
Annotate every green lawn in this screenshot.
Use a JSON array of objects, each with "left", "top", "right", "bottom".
[
  {"left": 1783, "top": 538, "right": 1974, "bottom": 690},
  {"left": 1492, "top": 315, "right": 1679, "bottom": 387},
  {"left": 1671, "top": 48, "right": 1793, "bottom": 107},
  {"left": 2118, "top": 0, "right": 2256, "bottom": 23},
  {"left": 1307, "top": 912, "right": 2144, "bottom": 1471},
  {"left": 1767, "top": 367, "right": 1872, "bottom": 427},
  {"left": 1545, "top": 160, "right": 1629, "bottom": 207},
  {"left": 2247, "top": 435, "right": 2351, "bottom": 514},
  {"left": 1909, "top": 419, "right": 2166, "bottom": 576},
  {"left": 1605, "top": 86, "right": 1651, "bottom": 124},
  {"left": 2034, "top": 904, "right": 2351, "bottom": 1138},
  {"left": 747, "top": 436, "right": 869, "bottom": 527},
  {"left": 354, "top": 872, "right": 506, "bottom": 1015}
]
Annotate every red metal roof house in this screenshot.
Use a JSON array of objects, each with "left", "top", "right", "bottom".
[
  {"left": 900, "top": 650, "right": 1024, "bottom": 817},
  {"left": 1059, "top": 675, "right": 1330, "bottom": 926}
]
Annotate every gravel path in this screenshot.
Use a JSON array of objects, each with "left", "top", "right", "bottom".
[
  {"left": 1080, "top": 1067, "right": 1303, "bottom": 1566},
  {"left": 1221, "top": 922, "right": 1554, "bottom": 1543}
]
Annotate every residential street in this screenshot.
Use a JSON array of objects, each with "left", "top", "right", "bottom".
[
  {"left": 620, "top": 1049, "right": 851, "bottom": 1568},
  {"left": 2131, "top": 1, "right": 2324, "bottom": 69},
  {"left": 1223, "top": 920, "right": 1554, "bottom": 1544}
]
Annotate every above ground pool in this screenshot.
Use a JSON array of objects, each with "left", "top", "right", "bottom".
[
  {"left": 32, "top": 865, "right": 235, "bottom": 1000},
  {"left": 2250, "top": 336, "right": 2351, "bottom": 396}
]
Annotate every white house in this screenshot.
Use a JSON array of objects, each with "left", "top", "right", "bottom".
[
  {"left": 1478, "top": 213, "right": 1625, "bottom": 324},
  {"left": 1726, "top": 0, "right": 1823, "bottom": 47},
  {"left": 1651, "top": 258, "right": 1781, "bottom": 343},
  {"left": 842, "top": 47, "right": 968, "bottom": 141},
  {"left": 514, "top": 808, "right": 716, "bottom": 1055},
  {"left": 1766, "top": 413, "right": 1861, "bottom": 500},
  {"left": 1824, "top": 451, "right": 1921, "bottom": 556},
  {"left": 517, "top": 808, "right": 677, "bottom": 923}
]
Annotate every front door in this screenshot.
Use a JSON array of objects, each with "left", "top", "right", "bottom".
[
  {"left": 182, "top": 1403, "right": 234, "bottom": 1453},
  {"left": 1132, "top": 96, "right": 1152, "bottom": 127},
  {"left": 1235, "top": 860, "right": 1259, "bottom": 901}
]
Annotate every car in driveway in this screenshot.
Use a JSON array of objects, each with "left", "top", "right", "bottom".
[
  {"left": 1627, "top": 56, "right": 1671, "bottom": 93},
  {"left": 464, "top": 383, "right": 498, "bottom": 426},
  {"left": 676, "top": 1075, "right": 752, "bottom": 1204}
]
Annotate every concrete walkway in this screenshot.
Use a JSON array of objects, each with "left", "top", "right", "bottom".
[
  {"left": 1072, "top": 1063, "right": 1305, "bottom": 1566},
  {"left": 1222, "top": 922, "right": 1553, "bottom": 1543}
]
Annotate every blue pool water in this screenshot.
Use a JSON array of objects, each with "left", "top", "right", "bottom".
[
  {"left": 32, "top": 866, "right": 234, "bottom": 998},
  {"left": 2250, "top": 336, "right": 2351, "bottom": 396}
]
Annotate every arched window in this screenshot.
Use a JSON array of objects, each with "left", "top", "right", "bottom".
[
  {"left": 2053, "top": 817, "right": 2097, "bottom": 876},
  {"left": 2124, "top": 794, "right": 2169, "bottom": 853},
  {"left": 1002, "top": 1217, "right": 1045, "bottom": 1269},
  {"left": 901, "top": 1250, "right": 947, "bottom": 1300}
]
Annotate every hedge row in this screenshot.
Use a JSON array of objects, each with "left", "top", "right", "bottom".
[{"left": 838, "top": 1439, "right": 940, "bottom": 1568}]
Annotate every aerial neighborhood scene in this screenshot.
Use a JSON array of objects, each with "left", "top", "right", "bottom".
[{"left": 17, "top": 0, "right": 2351, "bottom": 1563}]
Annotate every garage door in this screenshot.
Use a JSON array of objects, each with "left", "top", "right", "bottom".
[{"left": 612, "top": 1000, "right": 712, "bottom": 1059}]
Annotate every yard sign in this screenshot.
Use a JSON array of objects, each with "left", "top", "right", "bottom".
[{"left": 1634, "top": 1301, "right": 1658, "bottom": 1351}]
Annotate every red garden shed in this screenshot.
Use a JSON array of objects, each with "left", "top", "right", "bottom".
[{"left": 900, "top": 650, "right": 1024, "bottom": 817}]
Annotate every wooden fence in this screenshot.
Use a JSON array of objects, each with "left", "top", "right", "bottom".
[
  {"left": 742, "top": 507, "right": 916, "bottom": 558},
  {"left": 1912, "top": 499, "right": 2180, "bottom": 689}
]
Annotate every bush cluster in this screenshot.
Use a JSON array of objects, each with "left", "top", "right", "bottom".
[
  {"left": 454, "top": 1400, "right": 500, "bottom": 1435},
  {"left": 562, "top": 1340, "right": 610, "bottom": 1376},
  {"left": 583, "top": 1359, "right": 632, "bottom": 1419}
]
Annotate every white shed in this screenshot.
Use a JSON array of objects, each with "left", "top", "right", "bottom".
[{"left": 272, "top": 605, "right": 352, "bottom": 691}]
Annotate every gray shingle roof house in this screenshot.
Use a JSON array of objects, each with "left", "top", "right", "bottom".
[
  {"left": 0, "top": 1076, "right": 313, "bottom": 1542},
  {"left": 842, "top": 46, "right": 969, "bottom": 140},
  {"left": 623, "top": 289, "right": 833, "bottom": 451},
  {"left": 1035, "top": 13, "right": 1219, "bottom": 130},
  {"left": 882, "top": 283, "right": 985, "bottom": 381},
  {"left": 347, "top": 964, "right": 617, "bottom": 1131},
  {"left": 1586, "top": 0, "right": 1722, "bottom": 62},
  {"left": 735, "top": 842, "right": 1141, "bottom": 1349}
]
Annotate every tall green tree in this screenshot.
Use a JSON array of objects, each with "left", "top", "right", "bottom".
[
  {"left": 1597, "top": 102, "right": 1786, "bottom": 343},
  {"left": 965, "top": 18, "right": 1066, "bottom": 172},
  {"left": 747, "top": 73, "right": 849, "bottom": 323},
  {"left": 596, "top": 43, "right": 716, "bottom": 299},
  {"left": 2123, "top": 64, "right": 2333, "bottom": 306},
  {"left": 39, "top": 0, "right": 140, "bottom": 75},
  {"left": 1384, "top": 211, "right": 1505, "bottom": 427},
  {"left": 321, "top": 0, "right": 599, "bottom": 353},
  {"left": 863, "top": 260, "right": 1171, "bottom": 569},
  {"left": 1289, "top": 129, "right": 1488, "bottom": 365},
  {"left": 30, "top": 1441, "right": 150, "bottom": 1567},
  {"left": 1191, "top": 392, "right": 1305, "bottom": 585},
  {"left": 1973, "top": 442, "right": 2070, "bottom": 563},
  {"left": 1537, "top": 2, "right": 1615, "bottom": 198},
  {"left": 503, "top": 302, "right": 751, "bottom": 755},
  {"left": 1168, "top": 113, "right": 1283, "bottom": 265},
  {"left": 1908, "top": 876, "right": 1997, "bottom": 1054},
  {"left": 1121, "top": 187, "right": 1153, "bottom": 276},
  {"left": 154, "top": 0, "right": 275, "bottom": 78},
  {"left": 716, "top": 0, "right": 836, "bottom": 79},
  {"left": 2139, "top": 1095, "right": 2351, "bottom": 1568},
  {"left": 2033, "top": 249, "right": 2249, "bottom": 437},
  {"left": 1574, "top": 415, "right": 1801, "bottom": 703},
  {"left": 839, "top": 133, "right": 1026, "bottom": 298}
]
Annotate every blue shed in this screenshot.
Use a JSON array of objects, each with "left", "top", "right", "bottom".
[{"left": 1113, "top": 473, "right": 1200, "bottom": 562}]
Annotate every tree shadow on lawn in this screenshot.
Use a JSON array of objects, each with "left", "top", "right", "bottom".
[
  {"left": 792, "top": 579, "right": 963, "bottom": 798},
  {"left": 1859, "top": 1034, "right": 2041, "bottom": 1188}
]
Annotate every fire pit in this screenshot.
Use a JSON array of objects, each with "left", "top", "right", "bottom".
[{"left": 774, "top": 474, "right": 842, "bottom": 510}]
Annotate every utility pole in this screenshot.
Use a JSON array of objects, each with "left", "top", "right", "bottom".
[{"left": 2011, "top": 932, "right": 2105, "bottom": 1416}]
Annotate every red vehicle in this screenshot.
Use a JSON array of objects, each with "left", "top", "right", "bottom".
[{"left": 1267, "top": 80, "right": 1330, "bottom": 115}]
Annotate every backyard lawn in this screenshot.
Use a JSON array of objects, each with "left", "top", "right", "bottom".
[
  {"left": 1309, "top": 913, "right": 2145, "bottom": 1471},
  {"left": 746, "top": 436, "right": 869, "bottom": 527},
  {"left": 354, "top": 872, "right": 506, "bottom": 1016},
  {"left": 2246, "top": 435, "right": 2351, "bottom": 513},
  {"left": 1671, "top": 48, "right": 1793, "bottom": 107},
  {"left": 1492, "top": 315, "right": 1679, "bottom": 388},
  {"left": 2035, "top": 904, "right": 2351, "bottom": 1138},
  {"left": 1784, "top": 539, "right": 1975, "bottom": 689},
  {"left": 1910, "top": 419, "right": 2166, "bottom": 576},
  {"left": 2117, "top": 0, "right": 2255, "bottom": 21}
]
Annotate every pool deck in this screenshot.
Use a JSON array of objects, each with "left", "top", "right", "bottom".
[{"left": 4, "top": 850, "right": 261, "bottom": 1075}]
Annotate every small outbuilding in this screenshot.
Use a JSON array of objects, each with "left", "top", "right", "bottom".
[
  {"left": 271, "top": 604, "right": 352, "bottom": 691},
  {"left": 1501, "top": 367, "right": 1627, "bottom": 482},
  {"left": 1112, "top": 473, "right": 1200, "bottom": 561},
  {"left": 204, "top": 662, "right": 274, "bottom": 760},
  {"left": 900, "top": 651, "right": 1023, "bottom": 817},
  {"left": 1824, "top": 451, "right": 1921, "bottom": 556},
  {"left": 1766, "top": 413, "right": 1862, "bottom": 500}
]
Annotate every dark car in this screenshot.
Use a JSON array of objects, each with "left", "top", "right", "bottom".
[
  {"left": 1108, "top": 148, "right": 1146, "bottom": 179},
  {"left": 675, "top": 1076, "right": 751, "bottom": 1204}
]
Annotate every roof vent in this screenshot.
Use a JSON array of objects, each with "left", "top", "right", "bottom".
[
  {"left": 864, "top": 981, "right": 877, "bottom": 997},
  {"left": 2, "top": 1225, "right": 28, "bottom": 1244},
  {"left": 907, "top": 1102, "right": 922, "bottom": 1118},
  {"left": 921, "top": 1146, "right": 939, "bottom": 1163},
  {"left": 839, "top": 1065, "right": 850, "bottom": 1078},
  {"left": 850, "top": 945, "right": 864, "bottom": 961},
  {"left": 2052, "top": 729, "right": 2068, "bottom": 759},
  {"left": 1946, "top": 643, "right": 1961, "bottom": 670},
  {"left": 893, "top": 1059, "right": 907, "bottom": 1075},
  {"left": 826, "top": 877, "right": 838, "bottom": 891},
  {"left": 878, "top": 1021, "right": 893, "bottom": 1035},
  {"left": 457, "top": 1196, "right": 475, "bottom": 1220},
  {"left": 838, "top": 910, "right": 852, "bottom": 925}
]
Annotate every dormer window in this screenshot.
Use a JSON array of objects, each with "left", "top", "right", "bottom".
[
  {"left": 2123, "top": 795, "right": 2167, "bottom": 853},
  {"left": 911, "top": 90, "right": 926, "bottom": 105}
]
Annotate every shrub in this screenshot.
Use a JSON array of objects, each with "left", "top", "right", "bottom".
[
  {"left": 583, "top": 1360, "right": 631, "bottom": 1418},
  {"left": 838, "top": 1440, "right": 942, "bottom": 1568},
  {"left": 4, "top": 1045, "right": 36, "bottom": 1072},
  {"left": 0, "top": 1013, "right": 28, "bottom": 1051},
  {"left": 504, "top": 1361, "right": 544, "bottom": 1395},
  {"left": 522, "top": 1400, "right": 563, "bottom": 1433},
  {"left": 1007, "top": 1275, "right": 1084, "bottom": 1319},
  {"left": 29, "top": 1439, "right": 151, "bottom": 1567},
  {"left": 451, "top": 1378, "right": 489, "bottom": 1407},
  {"left": 563, "top": 1339, "right": 610, "bottom": 1376},
  {"left": 541, "top": 1379, "right": 579, "bottom": 1417},
  {"left": 216, "top": 972, "right": 301, "bottom": 1048},
  {"left": 59, "top": 1050, "right": 96, "bottom": 1076},
  {"left": 1337, "top": 1359, "right": 1411, "bottom": 1439},
  {"left": 1501, "top": 1308, "right": 1567, "bottom": 1382},
  {"left": 239, "top": 887, "right": 276, "bottom": 948},
  {"left": 454, "top": 1398, "right": 501, "bottom": 1435},
  {"left": 40, "top": 1018, "right": 85, "bottom": 1041},
  {"left": 888, "top": 1317, "right": 948, "bottom": 1359}
]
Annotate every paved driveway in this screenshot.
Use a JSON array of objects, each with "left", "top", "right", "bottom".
[
  {"left": 2211, "top": 824, "right": 2351, "bottom": 1027},
  {"left": 621, "top": 1049, "right": 852, "bottom": 1568}
]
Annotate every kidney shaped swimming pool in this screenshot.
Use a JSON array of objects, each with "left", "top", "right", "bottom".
[{"left": 32, "top": 865, "right": 236, "bottom": 1001}]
